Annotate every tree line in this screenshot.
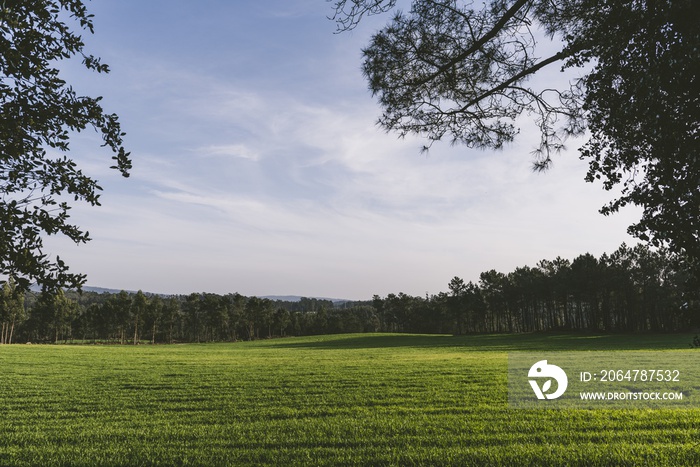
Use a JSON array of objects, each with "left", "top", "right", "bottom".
[{"left": 1, "top": 243, "right": 698, "bottom": 344}]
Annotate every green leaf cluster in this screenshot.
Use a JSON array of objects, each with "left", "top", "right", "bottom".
[{"left": 0, "top": 0, "right": 130, "bottom": 291}]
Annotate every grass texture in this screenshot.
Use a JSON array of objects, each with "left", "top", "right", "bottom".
[{"left": 0, "top": 333, "right": 698, "bottom": 466}]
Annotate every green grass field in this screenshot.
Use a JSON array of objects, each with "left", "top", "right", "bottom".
[{"left": 1, "top": 333, "right": 699, "bottom": 466}]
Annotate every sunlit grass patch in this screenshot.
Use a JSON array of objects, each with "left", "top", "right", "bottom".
[{"left": 0, "top": 333, "right": 698, "bottom": 466}]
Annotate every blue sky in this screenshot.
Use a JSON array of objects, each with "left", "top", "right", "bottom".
[{"left": 47, "top": 0, "right": 640, "bottom": 299}]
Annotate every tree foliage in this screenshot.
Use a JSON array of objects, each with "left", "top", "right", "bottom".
[
  {"left": 0, "top": 277, "right": 24, "bottom": 343},
  {"left": 330, "top": 0, "right": 699, "bottom": 276},
  {"left": 8, "top": 242, "right": 699, "bottom": 343},
  {"left": 0, "top": 0, "right": 131, "bottom": 291},
  {"left": 573, "top": 0, "right": 700, "bottom": 274}
]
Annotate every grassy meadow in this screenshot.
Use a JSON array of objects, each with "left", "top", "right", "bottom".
[{"left": 0, "top": 333, "right": 699, "bottom": 466}]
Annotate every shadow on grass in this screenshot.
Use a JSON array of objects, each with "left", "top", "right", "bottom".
[{"left": 267, "top": 333, "right": 694, "bottom": 352}]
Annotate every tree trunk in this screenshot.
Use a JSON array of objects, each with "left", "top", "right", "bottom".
[{"left": 10, "top": 318, "right": 15, "bottom": 345}]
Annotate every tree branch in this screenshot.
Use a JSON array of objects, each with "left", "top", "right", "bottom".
[
  {"left": 451, "top": 49, "right": 571, "bottom": 115},
  {"left": 413, "top": 0, "right": 531, "bottom": 88}
]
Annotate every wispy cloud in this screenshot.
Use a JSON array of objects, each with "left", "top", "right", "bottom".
[{"left": 196, "top": 144, "right": 262, "bottom": 162}]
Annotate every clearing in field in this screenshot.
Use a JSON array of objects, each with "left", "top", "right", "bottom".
[{"left": 0, "top": 333, "right": 698, "bottom": 466}]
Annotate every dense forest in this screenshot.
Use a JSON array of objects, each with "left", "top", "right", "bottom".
[{"left": 1, "top": 243, "right": 698, "bottom": 345}]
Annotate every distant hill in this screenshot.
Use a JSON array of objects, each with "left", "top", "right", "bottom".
[
  {"left": 30, "top": 285, "right": 351, "bottom": 303},
  {"left": 263, "top": 295, "right": 350, "bottom": 304},
  {"left": 83, "top": 286, "right": 133, "bottom": 295},
  {"left": 30, "top": 285, "right": 171, "bottom": 296}
]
